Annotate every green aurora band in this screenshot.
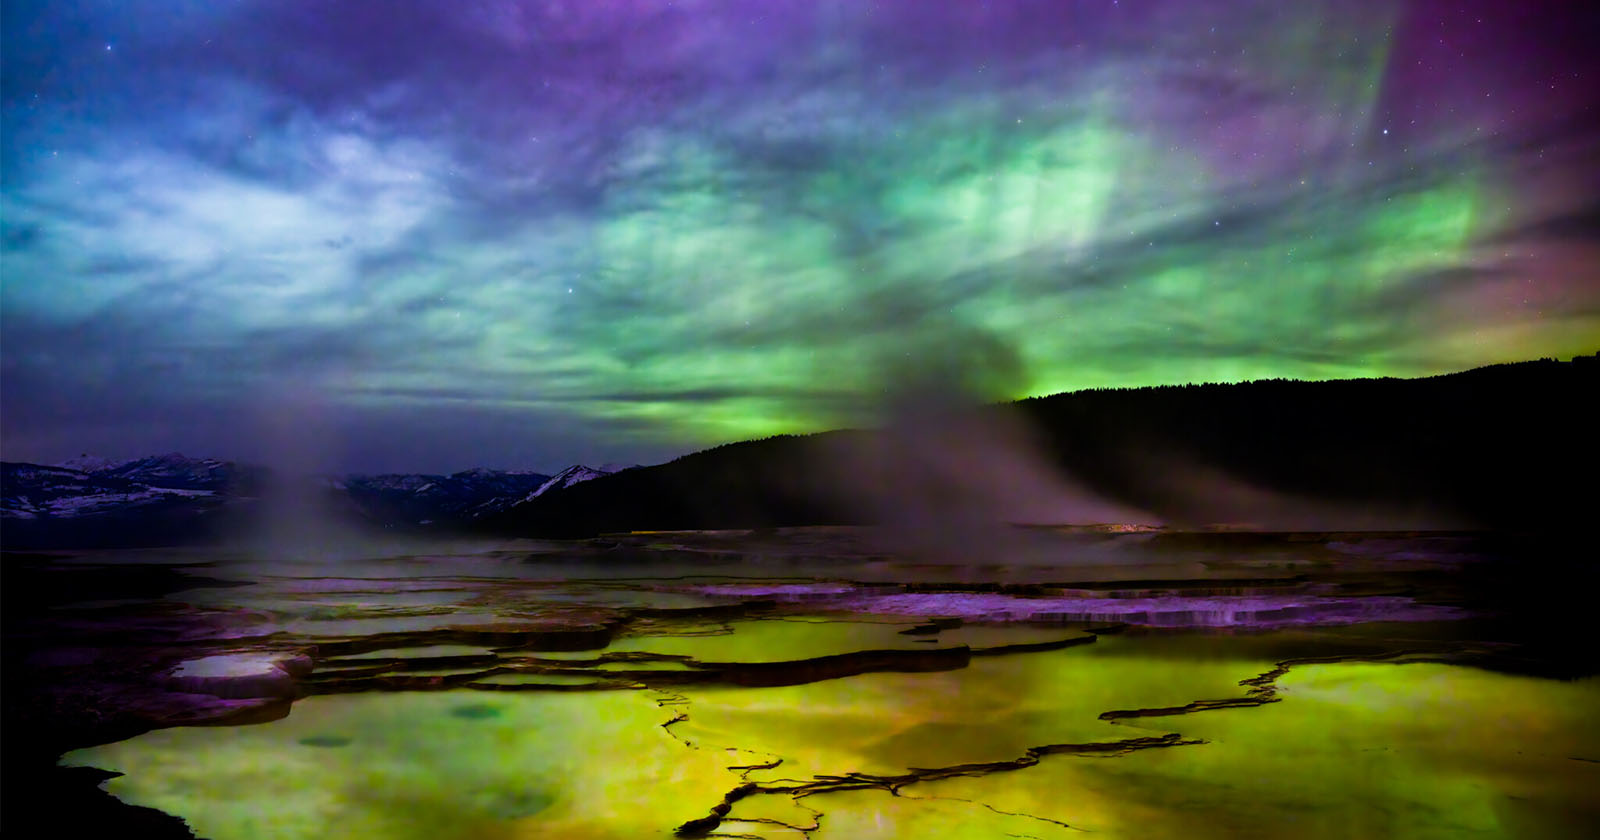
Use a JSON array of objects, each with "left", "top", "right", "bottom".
[{"left": 2, "top": 0, "right": 1595, "bottom": 468}]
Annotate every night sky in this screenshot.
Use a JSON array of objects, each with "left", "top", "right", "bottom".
[{"left": 3, "top": 1, "right": 1597, "bottom": 473}]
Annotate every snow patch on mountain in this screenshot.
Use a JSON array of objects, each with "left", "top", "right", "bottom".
[
  {"left": 4, "top": 454, "right": 584, "bottom": 532},
  {"left": 337, "top": 467, "right": 552, "bottom": 525},
  {"left": 344, "top": 473, "right": 438, "bottom": 493},
  {"left": 524, "top": 463, "right": 631, "bottom": 501},
  {"left": 98, "top": 452, "right": 244, "bottom": 491},
  {"left": 5, "top": 486, "right": 215, "bottom": 519},
  {"left": 56, "top": 453, "right": 119, "bottom": 473},
  {"left": 1, "top": 461, "right": 220, "bottom": 521}
]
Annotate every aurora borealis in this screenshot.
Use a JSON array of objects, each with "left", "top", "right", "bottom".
[{"left": 3, "top": 1, "right": 1597, "bottom": 471}]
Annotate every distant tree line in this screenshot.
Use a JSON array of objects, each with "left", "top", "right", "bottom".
[{"left": 484, "top": 356, "right": 1599, "bottom": 536}]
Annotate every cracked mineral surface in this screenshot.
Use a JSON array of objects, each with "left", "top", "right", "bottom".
[{"left": 8, "top": 529, "right": 1599, "bottom": 837}]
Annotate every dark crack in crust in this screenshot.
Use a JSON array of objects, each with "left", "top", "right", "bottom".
[
  {"left": 1098, "top": 648, "right": 1468, "bottom": 722},
  {"left": 667, "top": 645, "right": 1473, "bottom": 838}
]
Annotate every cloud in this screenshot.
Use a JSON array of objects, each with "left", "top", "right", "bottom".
[{"left": 2, "top": 0, "right": 1596, "bottom": 470}]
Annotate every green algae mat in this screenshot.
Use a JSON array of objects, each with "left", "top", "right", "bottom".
[{"left": 62, "top": 630, "right": 1600, "bottom": 839}]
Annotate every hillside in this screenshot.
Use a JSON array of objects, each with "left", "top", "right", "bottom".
[{"left": 483, "top": 355, "right": 1600, "bottom": 537}]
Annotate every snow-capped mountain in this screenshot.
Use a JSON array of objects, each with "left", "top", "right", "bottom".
[
  {"left": 336, "top": 467, "right": 551, "bottom": 526},
  {"left": 98, "top": 452, "right": 255, "bottom": 491},
  {"left": 0, "top": 453, "right": 615, "bottom": 546},
  {"left": 55, "top": 453, "right": 119, "bottom": 473},
  {"left": 528, "top": 464, "right": 631, "bottom": 499},
  {"left": 46, "top": 452, "right": 265, "bottom": 493},
  {"left": 435, "top": 464, "right": 636, "bottom": 520},
  {"left": 0, "top": 463, "right": 217, "bottom": 520},
  {"left": 1, "top": 460, "right": 242, "bottom": 548}
]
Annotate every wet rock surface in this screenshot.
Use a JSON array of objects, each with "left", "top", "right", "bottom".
[{"left": 5, "top": 528, "right": 1598, "bottom": 837}]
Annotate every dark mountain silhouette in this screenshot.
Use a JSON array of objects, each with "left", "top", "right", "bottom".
[
  {"left": 1014, "top": 354, "right": 1598, "bottom": 529},
  {"left": 4, "top": 356, "right": 1593, "bottom": 548},
  {"left": 482, "top": 355, "right": 1600, "bottom": 537},
  {"left": 480, "top": 433, "right": 859, "bottom": 538}
]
